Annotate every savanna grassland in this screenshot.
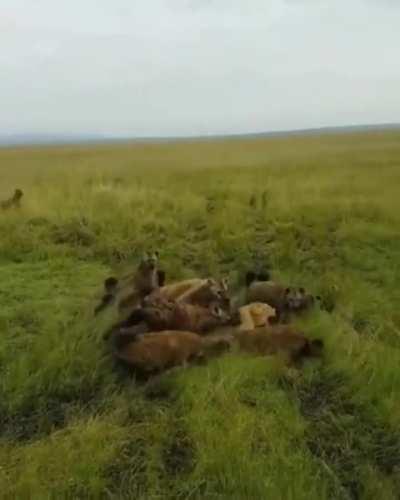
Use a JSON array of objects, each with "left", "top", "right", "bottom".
[{"left": 0, "top": 131, "right": 400, "bottom": 499}]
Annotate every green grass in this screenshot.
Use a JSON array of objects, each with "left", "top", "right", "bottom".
[{"left": 1, "top": 131, "right": 400, "bottom": 498}]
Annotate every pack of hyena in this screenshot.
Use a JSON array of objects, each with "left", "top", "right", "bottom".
[
  {"left": 97, "top": 252, "right": 323, "bottom": 377},
  {"left": 1, "top": 189, "right": 323, "bottom": 376}
]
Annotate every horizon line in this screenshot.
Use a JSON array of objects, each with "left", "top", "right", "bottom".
[{"left": 1, "top": 122, "right": 400, "bottom": 149}]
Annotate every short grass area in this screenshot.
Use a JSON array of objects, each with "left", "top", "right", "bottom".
[{"left": 1, "top": 131, "right": 400, "bottom": 498}]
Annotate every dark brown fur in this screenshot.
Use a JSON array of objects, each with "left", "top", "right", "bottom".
[
  {"left": 147, "top": 277, "right": 230, "bottom": 310},
  {"left": 139, "top": 300, "right": 231, "bottom": 334},
  {"left": 102, "top": 307, "right": 149, "bottom": 341},
  {"left": 236, "top": 325, "right": 323, "bottom": 365},
  {"left": 114, "top": 330, "right": 232, "bottom": 373}
]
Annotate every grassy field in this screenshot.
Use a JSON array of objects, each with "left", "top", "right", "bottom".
[{"left": 1, "top": 130, "right": 400, "bottom": 499}]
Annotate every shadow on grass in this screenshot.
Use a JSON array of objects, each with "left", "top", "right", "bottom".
[
  {"left": 0, "top": 384, "right": 104, "bottom": 442},
  {"left": 282, "top": 370, "right": 400, "bottom": 499},
  {"left": 162, "top": 425, "right": 196, "bottom": 478}
]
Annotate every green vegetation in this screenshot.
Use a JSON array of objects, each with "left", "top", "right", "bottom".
[{"left": 1, "top": 131, "right": 400, "bottom": 498}]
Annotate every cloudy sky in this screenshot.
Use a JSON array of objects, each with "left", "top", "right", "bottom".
[{"left": 1, "top": 0, "right": 399, "bottom": 137}]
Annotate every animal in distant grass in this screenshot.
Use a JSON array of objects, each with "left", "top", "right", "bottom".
[
  {"left": 235, "top": 325, "right": 323, "bottom": 365},
  {"left": 113, "top": 330, "right": 233, "bottom": 374},
  {"left": 245, "top": 272, "right": 318, "bottom": 321},
  {"left": 1, "top": 189, "right": 23, "bottom": 210},
  {"left": 94, "top": 252, "right": 164, "bottom": 316}
]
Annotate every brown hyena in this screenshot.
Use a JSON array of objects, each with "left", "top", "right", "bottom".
[
  {"left": 245, "top": 272, "right": 318, "bottom": 322},
  {"left": 113, "top": 330, "right": 233, "bottom": 374},
  {"left": 94, "top": 252, "right": 164, "bottom": 316},
  {"left": 136, "top": 299, "right": 231, "bottom": 334},
  {"left": 236, "top": 325, "right": 323, "bottom": 365}
]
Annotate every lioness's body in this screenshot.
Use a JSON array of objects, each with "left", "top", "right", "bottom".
[
  {"left": 158, "top": 279, "right": 205, "bottom": 301},
  {"left": 149, "top": 277, "right": 229, "bottom": 309}
]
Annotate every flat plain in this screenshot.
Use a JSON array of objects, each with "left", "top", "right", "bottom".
[{"left": 1, "top": 130, "right": 400, "bottom": 499}]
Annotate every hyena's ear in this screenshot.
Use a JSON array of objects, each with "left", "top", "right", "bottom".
[
  {"left": 142, "top": 251, "right": 149, "bottom": 261},
  {"left": 245, "top": 271, "right": 257, "bottom": 287},
  {"left": 299, "top": 287, "right": 306, "bottom": 295},
  {"left": 153, "top": 250, "right": 160, "bottom": 259},
  {"left": 220, "top": 277, "right": 229, "bottom": 291},
  {"left": 104, "top": 277, "right": 118, "bottom": 292},
  {"left": 211, "top": 304, "right": 223, "bottom": 317},
  {"left": 310, "top": 339, "right": 324, "bottom": 357},
  {"left": 257, "top": 271, "right": 271, "bottom": 282},
  {"left": 284, "top": 287, "right": 291, "bottom": 295}
]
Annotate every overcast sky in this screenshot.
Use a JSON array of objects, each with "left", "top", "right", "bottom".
[{"left": 1, "top": 0, "right": 399, "bottom": 137}]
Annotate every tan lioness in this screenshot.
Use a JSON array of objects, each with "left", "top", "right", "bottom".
[{"left": 238, "top": 302, "right": 277, "bottom": 331}]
